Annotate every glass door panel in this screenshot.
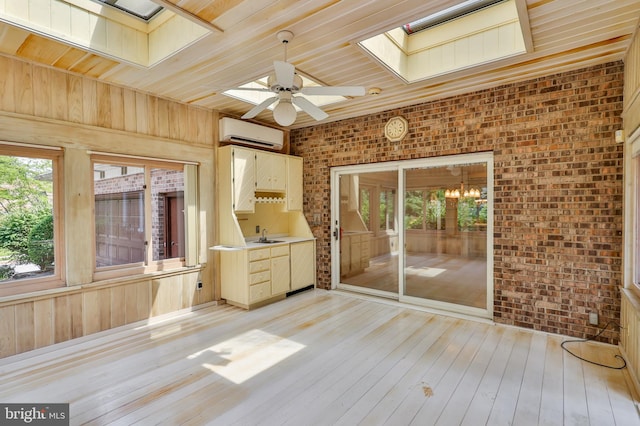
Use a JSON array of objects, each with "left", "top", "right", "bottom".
[
  {"left": 403, "top": 163, "right": 488, "bottom": 309},
  {"left": 338, "top": 171, "right": 398, "bottom": 296}
]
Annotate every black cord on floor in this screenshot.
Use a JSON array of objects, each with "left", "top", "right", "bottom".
[{"left": 560, "top": 321, "right": 627, "bottom": 370}]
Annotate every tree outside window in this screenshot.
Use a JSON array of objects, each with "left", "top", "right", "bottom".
[
  {"left": 405, "top": 189, "right": 447, "bottom": 230},
  {"left": 0, "top": 154, "right": 55, "bottom": 282},
  {"left": 405, "top": 190, "right": 425, "bottom": 230},
  {"left": 359, "top": 186, "right": 371, "bottom": 231}
]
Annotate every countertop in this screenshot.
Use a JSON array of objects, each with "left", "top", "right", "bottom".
[{"left": 210, "top": 236, "right": 315, "bottom": 251}]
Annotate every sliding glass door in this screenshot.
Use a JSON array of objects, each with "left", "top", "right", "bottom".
[
  {"left": 336, "top": 170, "right": 399, "bottom": 298},
  {"left": 331, "top": 153, "right": 493, "bottom": 318}
]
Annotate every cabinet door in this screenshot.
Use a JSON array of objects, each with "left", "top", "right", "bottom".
[
  {"left": 286, "top": 156, "right": 303, "bottom": 211},
  {"left": 291, "top": 241, "right": 315, "bottom": 290},
  {"left": 271, "top": 155, "right": 287, "bottom": 191},
  {"left": 233, "top": 148, "right": 255, "bottom": 212},
  {"left": 255, "top": 151, "right": 272, "bottom": 191},
  {"left": 271, "top": 255, "right": 290, "bottom": 295},
  {"left": 256, "top": 151, "right": 287, "bottom": 191}
]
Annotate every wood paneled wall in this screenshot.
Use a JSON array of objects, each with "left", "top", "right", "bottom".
[
  {"left": 621, "top": 23, "right": 640, "bottom": 393},
  {"left": 620, "top": 290, "right": 640, "bottom": 392},
  {"left": 624, "top": 26, "right": 640, "bottom": 136},
  {"left": 0, "top": 270, "right": 212, "bottom": 357},
  {"left": 0, "top": 55, "right": 219, "bottom": 359},
  {"left": 0, "top": 55, "right": 214, "bottom": 144}
]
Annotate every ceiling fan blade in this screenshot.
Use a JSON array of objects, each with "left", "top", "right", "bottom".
[
  {"left": 292, "top": 96, "right": 329, "bottom": 121},
  {"left": 301, "top": 86, "right": 366, "bottom": 97},
  {"left": 226, "top": 87, "right": 272, "bottom": 92},
  {"left": 241, "top": 96, "right": 278, "bottom": 119},
  {"left": 274, "top": 60, "right": 295, "bottom": 88}
]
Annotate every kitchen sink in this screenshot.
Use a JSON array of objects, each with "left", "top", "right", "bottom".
[{"left": 258, "top": 240, "right": 284, "bottom": 244}]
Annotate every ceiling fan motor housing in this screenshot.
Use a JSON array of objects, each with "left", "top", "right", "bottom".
[{"left": 267, "top": 73, "right": 303, "bottom": 92}]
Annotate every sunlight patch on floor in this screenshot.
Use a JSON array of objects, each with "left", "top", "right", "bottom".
[
  {"left": 189, "top": 329, "right": 306, "bottom": 384},
  {"left": 405, "top": 266, "right": 446, "bottom": 278}
]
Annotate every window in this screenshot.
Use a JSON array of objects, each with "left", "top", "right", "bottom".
[
  {"left": 405, "top": 190, "right": 426, "bottom": 230},
  {"left": 379, "top": 188, "right": 396, "bottom": 231},
  {"left": 94, "top": 0, "right": 163, "bottom": 21},
  {"left": 0, "top": 144, "right": 63, "bottom": 295},
  {"left": 405, "top": 189, "right": 447, "bottom": 231},
  {"left": 403, "top": 0, "right": 505, "bottom": 34},
  {"left": 93, "top": 156, "right": 189, "bottom": 278}
]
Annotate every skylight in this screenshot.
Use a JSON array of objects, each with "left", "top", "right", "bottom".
[
  {"left": 403, "top": 0, "right": 505, "bottom": 34},
  {"left": 94, "top": 0, "right": 163, "bottom": 21},
  {"left": 223, "top": 75, "right": 347, "bottom": 111},
  {"left": 359, "top": 0, "right": 528, "bottom": 84}
]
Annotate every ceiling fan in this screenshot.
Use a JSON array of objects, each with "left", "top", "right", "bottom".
[{"left": 235, "top": 30, "right": 366, "bottom": 126}]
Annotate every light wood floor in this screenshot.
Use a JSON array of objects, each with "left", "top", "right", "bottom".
[
  {"left": 343, "top": 253, "right": 487, "bottom": 308},
  {"left": 1, "top": 289, "right": 639, "bottom": 425}
]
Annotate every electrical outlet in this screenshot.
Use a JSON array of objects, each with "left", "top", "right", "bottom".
[
  {"left": 256, "top": 225, "right": 260, "bottom": 234},
  {"left": 197, "top": 281, "right": 203, "bottom": 290},
  {"left": 589, "top": 312, "right": 598, "bottom": 325}
]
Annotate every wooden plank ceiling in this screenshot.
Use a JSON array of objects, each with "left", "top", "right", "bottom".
[{"left": 0, "top": 0, "right": 638, "bottom": 129}]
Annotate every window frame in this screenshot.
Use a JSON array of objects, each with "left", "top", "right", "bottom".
[
  {"left": 634, "top": 154, "right": 640, "bottom": 289},
  {"left": 0, "top": 143, "right": 65, "bottom": 297},
  {"left": 91, "top": 154, "right": 190, "bottom": 281}
]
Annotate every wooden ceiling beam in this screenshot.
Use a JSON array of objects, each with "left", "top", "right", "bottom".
[{"left": 151, "top": 0, "right": 224, "bottom": 33}]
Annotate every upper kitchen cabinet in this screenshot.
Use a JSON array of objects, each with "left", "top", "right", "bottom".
[
  {"left": 233, "top": 148, "right": 257, "bottom": 212},
  {"left": 286, "top": 156, "right": 303, "bottom": 211},
  {"left": 256, "top": 151, "right": 286, "bottom": 192},
  {"left": 217, "top": 144, "right": 314, "bottom": 247},
  {"left": 219, "top": 146, "right": 256, "bottom": 213}
]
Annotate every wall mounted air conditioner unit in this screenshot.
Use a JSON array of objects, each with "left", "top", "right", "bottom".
[{"left": 219, "top": 117, "right": 284, "bottom": 150}]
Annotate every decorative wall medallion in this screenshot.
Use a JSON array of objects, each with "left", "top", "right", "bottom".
[{"left": 384, "top": 116, "right": 408, "bottom": 141}]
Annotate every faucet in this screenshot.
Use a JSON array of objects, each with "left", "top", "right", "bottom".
[{"left": 259, "top": 228, "right": 268, "bottom": 243}]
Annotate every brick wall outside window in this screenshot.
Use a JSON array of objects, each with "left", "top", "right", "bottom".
[
  {"left": 291, "top": 61, "right": 624, "bottom": 342},
  {"left": 94, "top": 169, "right": 184, "bottom": 261}
]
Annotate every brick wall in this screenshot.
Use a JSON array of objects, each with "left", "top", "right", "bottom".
[{"left": 291, "top": 61, "right": 624, "bottom": 342}]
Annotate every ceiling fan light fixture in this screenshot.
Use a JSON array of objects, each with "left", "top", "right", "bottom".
[{"left": 273, "top": 99, "right": 297, "bottom": 126}]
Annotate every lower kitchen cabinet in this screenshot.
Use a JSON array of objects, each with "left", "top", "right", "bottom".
[
  {"left": 220, "top": 242, "right": 310, "bottom": 309},
  {"left": 270, "top": 245, "right": 291, "bottom": 296},
  {"left": 290, "top": 240, "right": 316, "bottom": 290}
]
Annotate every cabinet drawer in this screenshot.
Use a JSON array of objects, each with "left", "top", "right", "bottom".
[
  {"left": 249, "top": 259, "right": 270, "bottom": 273},
  {"left": 271, "top": 245, "right": 289, "bottom": 257},
  {"left": 249, "top": 281, "right": 271, "bottom": 302},
  {"left": 250, "top": 270, "right": 270, "bottom": 285},
  {"left": 249, "top": 248, "right": 270, "bottom": 261}
]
